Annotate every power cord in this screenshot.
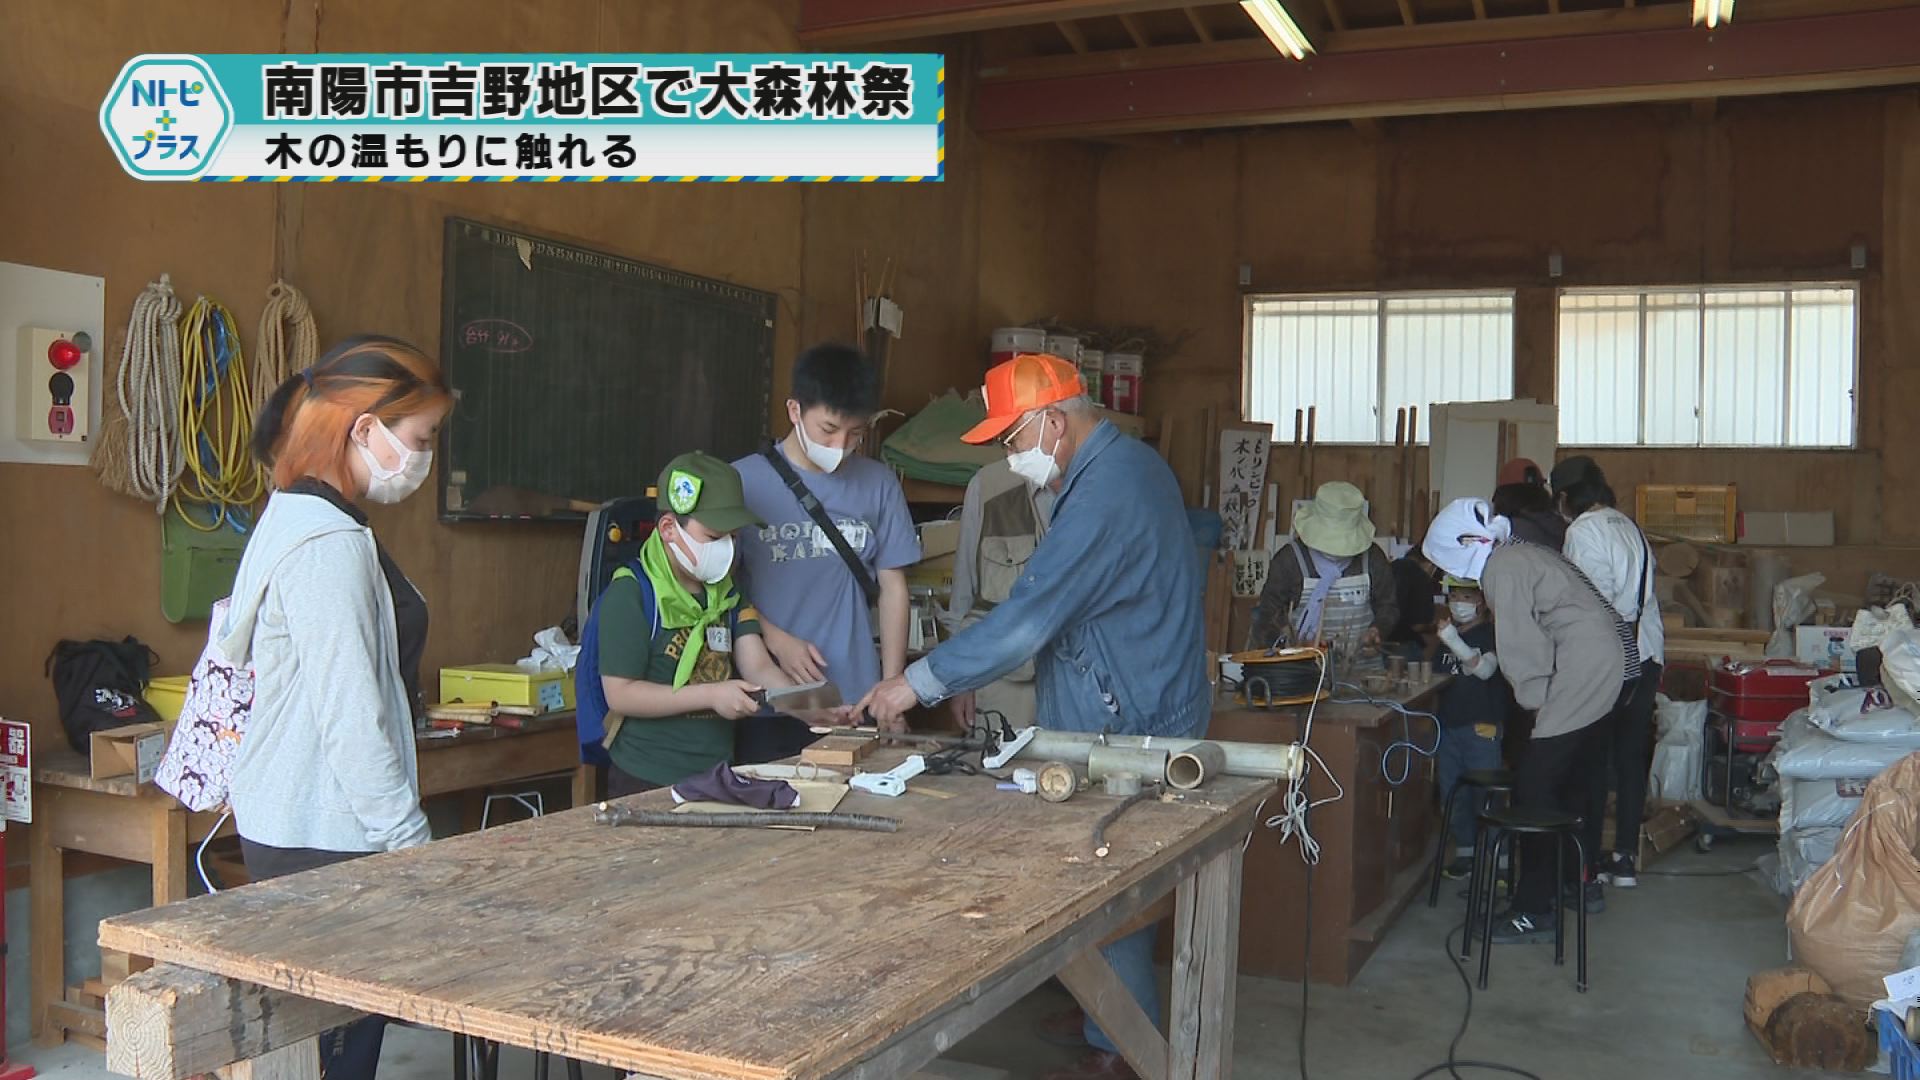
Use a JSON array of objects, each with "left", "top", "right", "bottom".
[
  {"left": 1403, "top": 928, "right": 1545, "bottom": 1080},
  {"left": 1331, "top": 681, "right": 1443, "bottom": 787},
  {"left": 1265, "top": 648, "right": 1339, "bottom": 864}
]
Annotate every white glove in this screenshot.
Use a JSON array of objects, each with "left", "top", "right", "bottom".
[
  {"left": 1437, "top": 623, "right": 1477, "bottom": 663},
  {"left": 1467, "top": 651, "right": 1500, "bottom": 681}
]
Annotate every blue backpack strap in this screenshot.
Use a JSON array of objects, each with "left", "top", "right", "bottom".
[{"left": 573, "top": 558, "right": 652, "bottom": 766}]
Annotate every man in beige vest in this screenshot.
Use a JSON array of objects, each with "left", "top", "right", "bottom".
[{"left": 940, "top": 458, "right": 1054, "bottom": 728}]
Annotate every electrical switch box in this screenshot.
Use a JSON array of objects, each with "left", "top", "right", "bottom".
[{"left": 16, "top": 326, "right": 91, "bottom": 445}]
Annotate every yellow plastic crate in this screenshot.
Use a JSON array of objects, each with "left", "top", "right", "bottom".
[
  {"left": 145, "top": 675, "right": 190, "bottom": 725},
  {"left": 1635, "top": 483, "right": 1737, "bottom": 543},
  {"left": 440, "top": 664, "right": 574, "bottom": 713}
]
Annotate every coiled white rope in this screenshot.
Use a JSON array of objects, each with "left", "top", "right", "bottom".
[{"left": 94, "top": 274, "right": 186, "bottom": 509}]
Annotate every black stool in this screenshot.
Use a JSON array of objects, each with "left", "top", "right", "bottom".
[
  {"left": 1462, "top": 806, "right": 1588, "bottom": 993},
  {"left": 1427, "top": 768, "right": 1514, "bottom": 907}
]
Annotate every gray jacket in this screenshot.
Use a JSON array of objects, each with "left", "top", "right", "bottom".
[
  {"left": 220, "top": 491, "right": 431, "bottom": 853},
  {"left": 1479, "top": 543, "right": 1625, "bottom": 740}
]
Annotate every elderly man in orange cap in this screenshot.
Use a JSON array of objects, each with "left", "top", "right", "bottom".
[{"left": 857, "top": 352, "right": 1206, "bottom": 1080}]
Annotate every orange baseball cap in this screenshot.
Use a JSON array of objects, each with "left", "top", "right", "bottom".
[{"left": 961, "top": 353, "right": 1086, "bottom": 444}]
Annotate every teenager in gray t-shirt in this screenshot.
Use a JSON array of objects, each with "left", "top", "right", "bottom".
[{"left": 732, "top": 344, "right": 920, "bottom": 760}]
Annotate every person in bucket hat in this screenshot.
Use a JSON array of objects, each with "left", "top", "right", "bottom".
[{"left": 1249, "top": 480, "right": 1399, "bottom": 654}]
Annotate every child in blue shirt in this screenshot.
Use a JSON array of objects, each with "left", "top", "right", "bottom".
[{"left": 1434, "top": 576, "right": 1512, "bottom": 878}]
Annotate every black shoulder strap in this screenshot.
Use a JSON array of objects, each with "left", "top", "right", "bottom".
[{"left": 760, "top": 442, "right": 880, "bottom": 606}]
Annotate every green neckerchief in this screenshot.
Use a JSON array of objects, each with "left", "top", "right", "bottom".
[{"left": 637, "top": 530, "right": 741, "bottom": 688}]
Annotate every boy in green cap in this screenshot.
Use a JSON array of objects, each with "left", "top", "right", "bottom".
[{"left": 597, "top": 452, "right": 797, "bottom": 797}]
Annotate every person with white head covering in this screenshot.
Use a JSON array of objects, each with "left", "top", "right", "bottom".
[
  {"left": 1424, "top": 497, "right": 1634, "bottom": 944},
  {"left": 1249, "top": 481, "right": 1399, "bottom": 656}
]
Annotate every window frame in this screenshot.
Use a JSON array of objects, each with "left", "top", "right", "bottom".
[
  {"left": 1239, "top": 288, "right": 1518, "bottom": 446},
  {"left": 1554, "top": 281, "right": 1861, "bottom": 451}
]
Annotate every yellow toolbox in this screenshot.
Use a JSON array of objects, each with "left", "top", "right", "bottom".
[{"left": 439, "top": 664, "right": 574, "bottom": 713}]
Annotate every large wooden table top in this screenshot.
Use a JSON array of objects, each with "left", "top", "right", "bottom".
[{"left": 98, "top": 751, "right": 1274, "bottom": 1080}]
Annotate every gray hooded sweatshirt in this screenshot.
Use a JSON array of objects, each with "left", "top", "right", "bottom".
[
  {"left": 219, "top": 490, "right": 431, "bottom": 852},
  {"left": 1479, "top": 542, "right": 1626, "bottom": 741}
]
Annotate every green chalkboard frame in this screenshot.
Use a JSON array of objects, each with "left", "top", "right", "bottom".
[{"left": 438, "top": 216, "right": 775, "bottom": 523}]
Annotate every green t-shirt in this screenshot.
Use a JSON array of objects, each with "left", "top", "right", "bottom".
[{"left": 597, "top": 572, "right": 762, "bottom": 786}]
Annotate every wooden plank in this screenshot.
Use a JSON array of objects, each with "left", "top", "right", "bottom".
[
  {"left": 1168, "top": 847, "right": 1243, "bottom": 1080},
  {"left": 416, "top": 725, "right": 579, "bottom": 798},
  {"left": 1321, "top": 0, "right": 1346, "bottom": 32},
  {"left": 30, "top": 793, "right": 63, "bottom": 1045},
  {"left": 1395, "top": 0, "right": 1416, "bottom": 24},
  {"left": 101, "top": 755, "right": 1275, "bottom": 1080},
  {"left": 107, "top": 965, "right": 361, "bottom": 1080},
  {"left": 220, "top": 1038, "right": 321, "bottom": 1080},
  {"left": 801, "top": 736, "right": 876, "bottom": 768},
  {"left": 1059, "top": 950, "right": 1170, "bottom": 1080},
  {"left": 46, "top": 998, "right": 107, "bottom": 1039},
  {"left": 1057, "top": 18, "right": 1091, "bottom": 52},
  {"left": 1470, "top": 0, "right": 1486, "bottom": 17},
  {"left": 799, "top": 0, "right": 1204, "bottom": 44},
  {"left": 1119, "top": 12, "right": 1151, "bottom": 47}
]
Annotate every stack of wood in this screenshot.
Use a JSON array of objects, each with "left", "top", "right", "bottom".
[
  {"left": 1744, "top": 965, "right": 1875, "bottom": 1071},
  {"left": 1654, "top": 541, "right": 1751, "bottom": 630}
]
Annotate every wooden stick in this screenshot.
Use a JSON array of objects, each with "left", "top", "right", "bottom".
[
  {"left": 593, "top": 804, "right": 902, "bottom": 833},
  {"left": 1406, "top": 406, "right": 1419, "bottom": 539},
  {"left": 1305, "top": 407, "right": 1318, "bottom": 493},
  {"left": 1393, "top": 408, "right": 1407, "bottom": 540}
]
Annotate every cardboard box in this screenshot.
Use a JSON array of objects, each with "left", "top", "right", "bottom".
[
  {"left": 91, "top": 722, "right": 166, "bottom": 783},
  {"left": 917, "top": 520, "right": 960, "bottom": 561},
  {"left": 1796, "top": 625, "right": 1855, "bottom": 672},
  {"left": 439, "top": 664, "right": 573, "bottom": 712},
  {"left": 1741, "top": 511, "right": 1836, "bottom": 547},
  {"left": 906, "top": 551, "right": 955, "bottom": 592}
]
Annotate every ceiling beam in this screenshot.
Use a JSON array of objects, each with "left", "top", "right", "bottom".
[
  {"left": 797, "top": 0, "right": 1198, "bottom": 44},
  {"left": 1119, "top": 12, "right": 1153, "bottom": 47},
  {"left": 974, "top": 5, "right": 1920, "bottom": 137},
  {"left": 1470, "top": 0, "right": 1487, "bottom": 17},
  {"left": 1184, "top": 6, "right": 1215, "bottom": 41},
  {"left": 1395, "top": 0, "right": 1417, "bottom": 25},
  {"left": 977, "top": 0, "right": 1920, "bottom": 81},
  {"left": 1321, "top": 0, "right": 1347, "bottom": 32},
  {"left": 1057, "top": 18, "right": 1091, "bottom": 51}
]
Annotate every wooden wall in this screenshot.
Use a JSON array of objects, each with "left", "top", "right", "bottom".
[
  {"left": 1089, "top": 91, "right": 1920, "bottom": 586},
  {"left": 0, "top": 0, "right": 1098, "bottom": 755}
]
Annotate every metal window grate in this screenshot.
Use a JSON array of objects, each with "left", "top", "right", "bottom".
[
  {"left": 1557, "top": 285, "right": 1857, "bottom": 448},
  {"left": 1243, "top": 292, "right": 1514, "bottom": 443}
]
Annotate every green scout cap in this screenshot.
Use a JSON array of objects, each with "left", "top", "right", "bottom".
[{"left": 657, "top": 452, "right": 762, "bottom": 535}]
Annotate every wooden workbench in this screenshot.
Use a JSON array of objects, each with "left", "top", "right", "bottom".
[
  {"left": 99, "top": 751, "right": 1270, "bottom": 1080},
  {"left": 31, "top": 713, "right": 591, "bottom": 1048},
  {"left": 1206, "top": 679, "right": 1446, "bottom": 985}
]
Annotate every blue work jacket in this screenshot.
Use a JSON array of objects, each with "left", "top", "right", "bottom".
[{"left": 905, "top": 421, "right": 1210, "bottom": 739}]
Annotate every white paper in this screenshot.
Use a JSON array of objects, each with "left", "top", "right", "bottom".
[{"left": 1885, "top": 964, "right": 1920, "bottom": 1003}]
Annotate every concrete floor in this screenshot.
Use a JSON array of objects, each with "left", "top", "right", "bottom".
[{"left": 15, "top": 835, "right": 1858, "bottom": 1079}]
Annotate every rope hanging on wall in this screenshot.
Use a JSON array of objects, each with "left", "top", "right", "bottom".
[
  {"left": 172, "top": 296, "right": 268, "bottom": 532},
  {"left": 254, "top": 279, "right": 317, "bottom": 418},
  {"left": 90, "top": 274, "right": 185, "bottom": 509}
]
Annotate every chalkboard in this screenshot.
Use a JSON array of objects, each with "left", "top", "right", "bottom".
[{"left": 439, "top": 217, "right": 775, "bottom": 522}]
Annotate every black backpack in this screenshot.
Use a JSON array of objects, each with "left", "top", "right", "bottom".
[{"left": 45, "top": 637, "right": 162, "bottom": 755}]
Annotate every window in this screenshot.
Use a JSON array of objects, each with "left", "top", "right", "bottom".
[
  {"left": 1243, "top": 292, "right": 1514, "bottom": 443},
  {"left": 1557, "top": 285, "right": 1857, "bottom": 448}
]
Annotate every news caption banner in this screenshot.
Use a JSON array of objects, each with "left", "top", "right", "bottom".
[{"left": 99, "top": 53, "right": 943, "bottom": 182}]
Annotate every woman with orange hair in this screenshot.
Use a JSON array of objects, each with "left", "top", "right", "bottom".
[{"left": 215, "top": 335, "right": 451, "bottom": 1078}]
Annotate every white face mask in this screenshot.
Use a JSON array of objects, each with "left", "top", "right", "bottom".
[
  {"left": 1006, "top": 411, "right": 1062, "bottom": 489},
  {"left": 355, "top": 417, "right": 432, "bottom": 505},
  {"left": 1449, "top": 601, "right": 1481, "bottom": 623},
  {"left": 792, "top": 408, "right": 848, "bottom": 473},
  {"left": 671, "top": 527, "right": 735, "bottom": 584}
]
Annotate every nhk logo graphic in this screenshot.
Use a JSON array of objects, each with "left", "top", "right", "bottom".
[{"left": 99, "top": 55, "right": 233, "bottom": 180}]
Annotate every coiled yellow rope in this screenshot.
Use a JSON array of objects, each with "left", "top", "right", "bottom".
[{"left": 172, "top": 297, "right": 267, "bottom": 531}]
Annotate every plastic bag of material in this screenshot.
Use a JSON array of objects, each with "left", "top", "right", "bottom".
[
  {"left": 1776, "top": 826, "right": 1845, "bottom": 896},
  {"left": 1808, "top": 688, "right": 1920, "bottom": 748},
  {"left": 1780, "top": 778, "right": 1865, "bottom": 831},
  {"left": 1787, "top": 752, "right": 1920, "bottom": 1009},
  {"left": 1848, "top": 604, "right": 1914, "bottom": 653},
  {"left": 1768, "top": 573, "right": 1826, "bottom": 657},
  {"left": 1879, "top": 627, "right": 1920, "bottom": 703},
  {"left": 1774, "top": 713, "right": 1917, "bottom": 781},
  {"left": 1649, "top": 695, "right": 1708, "bottom": 802}
]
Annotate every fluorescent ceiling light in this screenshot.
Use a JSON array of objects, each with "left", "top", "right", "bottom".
[
  {"left": 1241, "top": 0, "right": 1315, "bottom": 61},
  {"left": 1692, "top": 0, "right": 1735, "bottom": 27}
]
